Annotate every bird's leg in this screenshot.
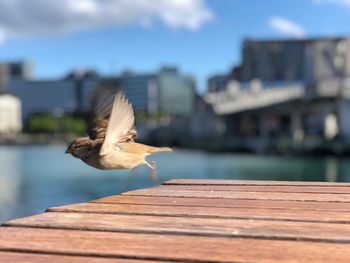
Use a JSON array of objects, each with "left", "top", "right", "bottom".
[
  {"left": 144, "top": 160, "right": 157, "bottom": 180},
  {"left": 144, "top": 160, "right": 153, "bottom": 169},
  {"left": 151, "top": 161, "right": 157, "bottom": 170}
]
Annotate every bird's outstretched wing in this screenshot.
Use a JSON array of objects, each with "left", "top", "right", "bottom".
[
  {"left": 90, "top": 92, "right": 137, "bottom": 155},
  {"left": 89, "top": 90, "right": 115, "bottom": 141}
]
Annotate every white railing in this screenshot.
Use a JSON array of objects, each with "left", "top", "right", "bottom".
[{"left": 205, "top": 81, "right": 305, "bottom": 115}]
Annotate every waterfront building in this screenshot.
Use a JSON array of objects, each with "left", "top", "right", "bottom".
[
  {"left": 158, "top": 67, "right": 195, "bottom": 115},
  {"left": 4, "top": 61, "right": 195, "bottom": 128},
  {"left": 5, "top": 61, "right": 34, "bottom": 80},
  {"left": 207, "top": 74, "right": 229, "bottom": 93},
  {"left": 117, "top": 71, "right": 158, "bottom": 112},
  {"left": 0, "top": 94, "right": 22, "bottom": 134},
  {"left": 8, "top": 70, "right": 99, "bottom": 121},
  {"left": 206, "top": 37, "right": 350, "bottom": 153},
  {"left": 241, "top": 38, "right": 350, "bottom": 83},
  {"left": 0, "top": 61, "right": 33, "bottom": 92},
  {"left": 98, "top": 67, "right": 196, "bottom": 116},
  {"left": 207, "top": 66, "right": 241, "bottom": 93}
]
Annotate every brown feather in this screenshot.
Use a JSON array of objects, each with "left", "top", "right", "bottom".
[{"left": 90, "top": 93, "right": 137, "bottom": 143}]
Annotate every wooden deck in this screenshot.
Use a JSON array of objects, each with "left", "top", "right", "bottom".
[{"left": 1, "top": 179, "right": 350, "bottom": 262}]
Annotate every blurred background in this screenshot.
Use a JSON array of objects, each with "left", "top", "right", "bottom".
[{"left": 2, "top": 0, "right": 350, "bottom": 222}]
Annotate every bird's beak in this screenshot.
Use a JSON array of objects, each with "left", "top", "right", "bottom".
[{"left": 65, "top": 148, "right": 71, "bottom": 154}]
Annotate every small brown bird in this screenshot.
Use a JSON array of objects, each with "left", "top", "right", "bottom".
[{"left": 65, "top": 92, "right": 172, "bottom": 171}]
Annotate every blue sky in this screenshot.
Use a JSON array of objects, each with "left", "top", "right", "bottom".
[{"left": 0, "top": 0, "right": 350, "bottom": 92}]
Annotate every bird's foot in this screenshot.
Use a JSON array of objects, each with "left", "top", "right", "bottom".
[
  {"left": 151, "top": 161, "right": 157, "bottom": 170},
  {"left": 145, "top": 160, "right": 158, "bottom": 180}
]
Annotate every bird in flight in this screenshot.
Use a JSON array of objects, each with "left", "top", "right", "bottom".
[{"left": 65, "top": 92, "right": 172, "bottom": 172}]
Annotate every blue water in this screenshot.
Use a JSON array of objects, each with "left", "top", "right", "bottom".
[{"left": 1, "top": 145, "right": 350, "bottom": 223}]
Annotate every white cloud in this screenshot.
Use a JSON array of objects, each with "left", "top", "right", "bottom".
[
  {"left": 0, "top": 27, "right": 5, "bottom": 45},
  {"left": 268, "top": 16, "right": 306, "bottom": 38},
  {"left": 0, "top": 0, "right": 214, "bottom": 44}
]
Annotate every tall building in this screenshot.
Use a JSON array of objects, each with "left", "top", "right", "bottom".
[
  {"left": 6, "top": 61, "right": 34, "bottom": 80},
  {"left": 117, "top": 71, "right": 158, "bottom": 112},
  {"left": 206, "top": 36, "right": 350, "bottom": 150},
  {"left": 207, "top": 66, "right": 242, "bottom": 93},
  {"left": 207, "top": 74, "right": 229, "bottom": 93},
  {"left": 8, "top": 70, "right": 99, "bottom": 121},
  {"left": 100, "top": 67, "right": 196, "bottom": 116},
  {"left": 0, "top": 64, "right": 8, "bottom": 92},
  {"left": 0, "top": 61, "right": 34, "bottom": 92},
  {"left": 6, "top": 62, "right": 195, "bottom": 125},
  {"left": 158, "top": 67, "right": 195, "bottom": 115},
  {"left": 241, "top": 38, "right": 350, "bottom": 84}
]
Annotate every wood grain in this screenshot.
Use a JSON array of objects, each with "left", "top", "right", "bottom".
[
  {"left": 0, "top": 227, "right": 349, "bottom": 263},
  {"left": 5, "top": 212, "right": 350, "bottom": 242},
  {"left": 48, "top": 202, "right": 350, "bottom": 223},
  {"left": 123, "top": 188, "right": 350, "bottom": 202},
  {"left": 164, "top": 179, "right": 350, "bottom": 186},
  {"left": 3, "top": 179, "right": 350, "bottom": 263},
  {"left": 93, "top": 195, "right": 350, "bottom": 211},
  {"left": 158, "top": 184, "right": 350, "bottom": 194},
  {"left": 0, "top": 251, "right": 167, "bottom": 263}
]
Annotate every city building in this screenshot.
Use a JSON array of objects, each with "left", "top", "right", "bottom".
[
  {"left": 6, "top": 61, "right": 34, "bottom": 80},
  {"left": 4, "top": 62, "right": 195, "bottom": 127},
  {"left": 158, "top": 67, "right": 195, "bottom": 115},
  {"left": 8, "top": 69, "right": 99, "bottom": 121},
  {"left": 0, "top": 94, "right": 22, "bottom": 134},
  {"left": 241, "top": 38, "right": 350, "bottom": 84},
  {"left": 206, "top": 37, "right": 350, "bottom": 153},
  {"left": 98, "top": 67, "right": 196, "bottom": 116},
  {"left": 0, "top": 61, "right": 33, "bottom": 91},
  {"left": 207, "top": 66, "right": 241, "bottom": 93},
  {"left": 117, "top": 71, "right": 158, "bottom": 112},
  {"left": 207, "top": 74, "right": 229, "bottom": 93}
]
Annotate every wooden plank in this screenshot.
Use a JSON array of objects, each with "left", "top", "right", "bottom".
[
  {"left": 48, "top": 202, "right": 350, "bottom": 223},
  {"left": 0, "top": 227, "right": 349, "bottom": 263},
  {"left": 5, "top": 212, "right": 350, "bottom": 242},
  {"left": 0, "top": 251, "right": 167, "bottom": 263},
  {"left": 158, "top": 184, "right": 350, "bottom": 194},
  {"left": 93, "top": 195, "right": 350, "bottom": 211},
  {"left": 123, "top": 188, "right": 350, "bottom": 202},
  {"left": 164, "top": 179, "right": 350, "bottom": 186}
]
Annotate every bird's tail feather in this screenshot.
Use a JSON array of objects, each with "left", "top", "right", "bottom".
[{"left": 149, "top": 146, "right": 172, "bottom": 153}]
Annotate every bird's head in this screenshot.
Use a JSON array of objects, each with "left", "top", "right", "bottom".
[{"left": 65, "top": 138, "right": 92, "bottom": 159}]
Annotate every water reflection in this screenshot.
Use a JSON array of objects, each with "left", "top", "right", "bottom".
[
  {"left": 0, "top": 148, "right": 21, "bottom": 221},
  {"left": 325, "top": 157, "right": 338, "bottom": 182},
  {"left": 1, "top": 145, "right": 350, "bottom": 222}
]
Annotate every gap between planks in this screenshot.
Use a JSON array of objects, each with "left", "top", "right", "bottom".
[
  {"left": 121, "top": 189, "right": 350, "bottom": 203},
  {"left": 163, "top": 179, "right": 350, "bottom": 187},
  {"left": 92, "top": 195, "right": 350, "bottom": 212},
  {"left": 156, "top": 184, "right": 350, "bottom": 194},
  {"left": 46, "top": 202, "right": 350, "bottom": 224},
  {"left": 5, "top": 211, "right": 350, "bottom": 243},
  {"left": 0, "top": 251, "right": 173, "bottom": 263},
  {"left": 0, "top": 227, "right": 350, "bottom": 263}
]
